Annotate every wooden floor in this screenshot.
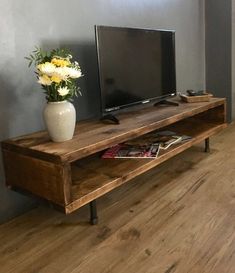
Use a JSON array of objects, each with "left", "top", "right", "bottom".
[{"left": 1, "top": 124, "right": 235, "bottom": 273}]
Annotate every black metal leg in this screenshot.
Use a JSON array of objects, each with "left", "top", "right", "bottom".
[
  {"left": 89, "top": 200, "right": 98, "bottom": 225},
  {"left": 205, "top": 138, "right": 210, "bottom": 153}
]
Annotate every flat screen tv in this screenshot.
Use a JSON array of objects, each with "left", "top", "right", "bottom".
[{"left": 95, "top": 25, "right": 176, "bottom": 115}]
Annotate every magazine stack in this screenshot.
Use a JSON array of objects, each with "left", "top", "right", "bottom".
[{"left": 102, "top": 131, "right": 192, "bottom": 159}]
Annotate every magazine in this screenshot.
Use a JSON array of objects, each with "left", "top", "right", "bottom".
[
  {"left": 153, "top": 131, "right": 191, "bottom": 150},
  {"left": 102, "top": 131, "right": 192, "bottom": 159},
  {"left": 102, "top": 143, "right": 160, "bottom": 158}
]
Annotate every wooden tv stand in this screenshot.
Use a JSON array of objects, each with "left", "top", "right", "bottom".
[{"left": 1, "top": 98, "right": 227, "bottom": 224}]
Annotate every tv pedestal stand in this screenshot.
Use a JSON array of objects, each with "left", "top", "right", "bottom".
[
  {"left": 1, "top": 98, "right": 227, "bottom": 225},
  {"left": 100, "top": 114, "right": 120, "bottom": 124},
  {"left": 154, "top": 100, "right": 179, "bottom": 107}
]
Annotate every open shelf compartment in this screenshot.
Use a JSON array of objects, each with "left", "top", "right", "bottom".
[
  {"left": 66, "top": 117, "right": 226, "bottom": 213},
  {"left": 1, "top": 98, "right": 227, "bottom": 216}
]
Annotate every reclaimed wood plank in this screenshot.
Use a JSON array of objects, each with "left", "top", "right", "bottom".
[
  {"left": 2, "top": 98, "right": 226, "bottom": 163},
  {"left": 2, "top": 150, "right": 72, "bottom": 206},
  {"left": 66, "top": 119, "right": 227, "bottom": 213}
]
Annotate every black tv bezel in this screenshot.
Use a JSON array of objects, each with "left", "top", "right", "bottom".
[{"left": 95, "top": 25, "right": 177, "bottom": 115}]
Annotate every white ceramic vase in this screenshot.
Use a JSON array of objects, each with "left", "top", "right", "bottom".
[{"left": 43, "top": 101, "right": 76, "bottom": 142}]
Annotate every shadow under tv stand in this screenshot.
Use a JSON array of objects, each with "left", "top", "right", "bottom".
[{"left": 1, "top": 98, "right": 227, "bottom": 225}]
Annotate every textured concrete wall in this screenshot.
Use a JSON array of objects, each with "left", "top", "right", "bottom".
[{"left": 205, "top": 0, "right": 232, "bottom": 122}]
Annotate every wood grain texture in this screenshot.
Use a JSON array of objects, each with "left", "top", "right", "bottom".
[
  {"left": 192, "top": 103, "right": 226, "bottom": 124},
  {"left": 2, "top": 150, "right": 71, "bottom": 206},
  {"left": 1, "top": 99, "right": 227, "bottom": 213},
  {"left": 66, "top": 118, "right": 226, "bottom": 213},
  {"left": 2, "top": 98, "right": 226, "bottom": 163},
  {"left": 0, "top": 124, "right": 234, "bottom": 273},
  {"left": 180, "top": 93, "right": 213, "bottom": 102}
]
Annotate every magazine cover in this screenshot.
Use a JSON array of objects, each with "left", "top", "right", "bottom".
[
  {"left": 102, "top": 143, "right": 160, "bottom": 158},
  {"left": 102, "top": 131, "right": 192, "bottom": 159}
]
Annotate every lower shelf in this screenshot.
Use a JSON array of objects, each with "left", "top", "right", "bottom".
[{"left": 65, "top": 118, "right": 227, "bottom": 213}]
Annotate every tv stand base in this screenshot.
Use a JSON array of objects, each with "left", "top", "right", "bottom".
[
  {"left": 154, "top": 100, "right": 179, "bottom": 107},
  {"left": 101, "top": 114, "right": 120, "bottom": 124}
]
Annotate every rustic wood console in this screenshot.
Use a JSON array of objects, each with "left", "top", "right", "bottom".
[{"left": 1, "top": 98, "right": 227, "bottom": 224}]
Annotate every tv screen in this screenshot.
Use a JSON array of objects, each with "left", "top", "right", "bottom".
[{"left": 95, "top": 26, "right": 176, "bottom": 114}]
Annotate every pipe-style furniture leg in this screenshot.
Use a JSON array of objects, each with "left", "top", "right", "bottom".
[
  {"left": 205, "top": 138, "right": 210, "bottom": 153},
  {"left": 89, "top": 200, "right": 98, "bottom": 225}
]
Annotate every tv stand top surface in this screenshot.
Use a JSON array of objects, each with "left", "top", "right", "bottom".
[{"left": 2, "top": 98, "right": 226, "bottom": 163}]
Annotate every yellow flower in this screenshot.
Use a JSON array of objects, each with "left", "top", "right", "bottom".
[
  {"left": 37, "top": 74, "right": 52, "bottom": 86},
  {"left": 51, "top": 58, "right": 70, "bottom": 67},
  {"left": 51, "top": 75, "right": 62, "bottom": 84},
  {"left": 37, "top": 62, "right": 56, "bottom": 76}
]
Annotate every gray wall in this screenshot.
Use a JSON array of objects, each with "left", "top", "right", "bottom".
[
  {"left": 205, "top": 0, "right": 232, "bottom": 122},
  {"left": 233, "top": 0, "right": 235, "bottom": 119},
  {"left": 0, "top": 0, "right": 205, "bottom": 223}
]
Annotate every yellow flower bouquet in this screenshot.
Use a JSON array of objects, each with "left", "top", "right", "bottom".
[{"left": 26, "top": 47, "right": 82, "bottom": 102}]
